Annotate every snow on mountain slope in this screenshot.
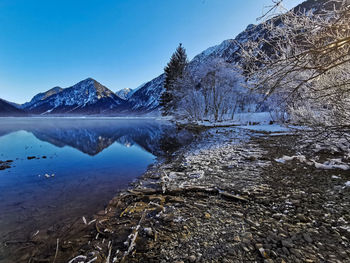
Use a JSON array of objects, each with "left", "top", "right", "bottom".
[
  {"left": 21, "top": 86, "right": 64, "bottom": 110},
  {"left": 115, "top": 88, "right": 134, "bottom": 100},
  {"left": 188, "top": 0, "right": 328, "bottom": 71},
  {"left": 127, "top": 74, "right": 165, "bottom": 112},
  {"left": 126, "top": 0, "right": 327, "bottom": 114},
  {"left": 125, "top": 29, "right": 259, "bottom": 112},
  {"left": 15, "top": 0, "right": 324, "bottom": 116},
  {"left": 125, "top": 15, "right": 269, "bottom": 112},
  {"left": 23, "top": 78, "right": 126, "bottom": 115}
]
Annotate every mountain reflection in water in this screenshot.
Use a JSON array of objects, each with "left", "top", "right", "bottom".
[
  {"left": 0, "top": 118, "right": 193, "bottom": 262},
  {"left": 0, "top": 118, "right": 193, "bottom": 156}
]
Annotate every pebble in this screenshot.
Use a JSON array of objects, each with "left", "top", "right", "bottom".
[
  {"left": 303, "top": 233, "right": 313, "bottom": 243},
  {"left": 36, "top": 129, "right": 350, "bottom": 263},
  {"left": 233, "top": 212, "right": 244, "bottom": 218},
  {"left": 233, "top": 235, "right": 241, "bottom": 242},
  {"left": 144, "top": 227, "right": 154, "bottom": 237},
  {"left": 282, "top": 247, "right": 290, "bottom": 255},
  {"left": 296, "top": 214, "right": 308, "bottom": 222},
  {"left": 188, "top": 255, "right": 196, "bottom": 262},
  {"left": 259, "top": 248, "right": 268, "bottom": 258},
  {"left": 281, "top": 240, "right": 293, "bottom": 248},
  {"left": 272, "top": 213, "right": 283, "bottom": 220},
  {"left": 241, "top": 232, "right": 253, "bottom": 243}
]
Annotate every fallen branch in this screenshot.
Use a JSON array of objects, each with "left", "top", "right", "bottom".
[
  {"left": 129, "top": 186, "right": 248, "bottom": 203},
  {"left": 4, "top": 240, "right": 36, "bottom": 246},
  {"left": 121, "top": 211, "right": 146, "bottom": 262},
  {"left": 52, "top": 238, "right": 59, "bottom": 263}
]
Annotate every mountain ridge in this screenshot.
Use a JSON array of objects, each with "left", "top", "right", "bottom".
[
  {"left": 21, "top": 78, "right": 126, "bottom": 115},
  {"left": 0, "top": 99, "right": 27, "bottom": 116},
  {"left": 1, "top": 0, "right": 323, "bottom": 116},
  {"left": 21, "top": 86, "right": 64, "bottom": 110}
]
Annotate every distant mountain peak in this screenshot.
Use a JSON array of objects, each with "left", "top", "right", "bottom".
[
  {"left": 12, "top": 0, "right": 326, "bottom": 117},
  {"left": 79, "top": 77, "right": 98, "bottom": 83},
  {"left": 21, "top": 78, "right": 125, "bottom": 115},
  {"left": 115, "top": 88, "right": 134, "bottom": 100}
]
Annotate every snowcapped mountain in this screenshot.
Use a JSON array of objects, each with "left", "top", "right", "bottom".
[
  {"left": 126, "top": 74, "right": 165, "bottom": 113},
  {"left": 21, "top": 86, "right": 64, "bottom": 110},
  {"left": 122, "top": 15, "right": 271, "bottom": 113},
  {"left": 0, "top": 99, "right": 27, "bottom": 116},
  {"left": 115, "top": 88, "right": 134, "bottom": 100},
  {"left": 123, "top": 0, "right": 326, "bottom": 114},
  {"left": 22, "top": 78, "right": 125, "bottom": 115},
  {"left": 189, "top": 0, "right": 328, "bottom": 69},
  {"left": 123, "top": 34, "right": 250, "bottom": 113},
  {"left": 7, "top": 0, "right": 322, "bottom": 117}
]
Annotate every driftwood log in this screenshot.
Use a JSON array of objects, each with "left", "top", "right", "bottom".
[{"left": 128, "top": 186, "right": 248, "bottom": 202}]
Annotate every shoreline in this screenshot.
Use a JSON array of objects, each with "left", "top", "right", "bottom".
[{"left": 8, "top": 125, "right": 350, "bottom": 263}]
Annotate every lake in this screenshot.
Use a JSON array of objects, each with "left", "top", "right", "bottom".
[{"left": 0, "top": 117, "right": 192, "bottom": 262}]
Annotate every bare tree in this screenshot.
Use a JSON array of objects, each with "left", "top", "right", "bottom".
[
  {"left": 240, "top": 0, "right": 350, "bottom": 131},
  {"left": 176, "top": 59, "right": 244, "bottom": 122}
]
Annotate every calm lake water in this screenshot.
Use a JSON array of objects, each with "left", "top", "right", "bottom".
[{"left": 0, "top": 117, "right": 191, "bottom": 261}]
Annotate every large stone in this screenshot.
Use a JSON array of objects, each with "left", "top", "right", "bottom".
[
  {"left": 188, "top": 255, "right": 196, "bottom": 262},
  {"left": 296, "top": 214, "right": 308, "bottom": 223},
  {"left": 281, "top": 239, "right": 293, "bottom": 248},
  {"left": 303, "top": 233, "right": 313, "bottom": 243}
]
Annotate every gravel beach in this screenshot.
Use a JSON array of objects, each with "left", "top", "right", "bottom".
[{"left": 10, "top": 126, "right": 350, "bottom": 263}]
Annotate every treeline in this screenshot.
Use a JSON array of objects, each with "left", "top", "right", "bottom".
[
  {"left": 159, "top": 44, "right": 258, "bottom": 122},
  {"left": 159, "top": 0, "right": 350, "bottom": 133}
]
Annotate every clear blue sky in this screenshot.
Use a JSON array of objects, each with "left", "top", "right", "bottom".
[{"left": 0, "top": 0, "right": 303, "bottom": 103}]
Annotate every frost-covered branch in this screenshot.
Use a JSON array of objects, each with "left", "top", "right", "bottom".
[
  {"left": 174, "top": 59, "right": 246, "bottom": 122},
  {"left": 240, "top": 0, "right": 350, "bottom": 128}
]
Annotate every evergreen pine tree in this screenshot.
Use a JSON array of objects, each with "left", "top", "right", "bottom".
[{"left": 160, "top": 43, "right": 188, "bottom": 116}]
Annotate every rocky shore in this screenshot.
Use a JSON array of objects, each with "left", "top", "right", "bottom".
[{"left": 11, "top": 126, "right": 350, "bottom": 263}]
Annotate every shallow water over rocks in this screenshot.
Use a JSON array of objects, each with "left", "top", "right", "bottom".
[{"left": 0, "top": 117, "right": 193, "bottom": 262}]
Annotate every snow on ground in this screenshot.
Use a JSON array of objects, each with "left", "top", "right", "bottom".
[
  {"left": 275, "top": 155, "right": 350, "bottom": 171},
  {"left": 233, "top": 112, "right": 272, "bottom": 124},
  {"left": 275, "top": 155, "right": 311, "bottom": 165},
  {"left": 190, "top": 112, "right": 294, "bottom": 133},
  {"left": 193, "top": 112, "right": 273, "bottom": 127},
  {"left": 238, "top": 124, "right": 290, "bottom": 132}
]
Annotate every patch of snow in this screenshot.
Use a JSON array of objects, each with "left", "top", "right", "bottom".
[
  {"left": 115, "top": 88, "right": 134, "bottom": 100},
  {"left": 314, "top": 162, "right": 350, "bottom": 171},
  {"left": 275, "top": 155, "right": 312, "bottom": 165},
  {"left": 239, "top": 124, "right": 290, "bottom": 132},
  {"left": 234, "top": 112, "right": 272, "bottom": 124},
  {"left": 276, "top": 154, "right": 350, "bottom": 171},
  {"left": 275, "top": 158, "right": 286, "bottom": 164}
]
